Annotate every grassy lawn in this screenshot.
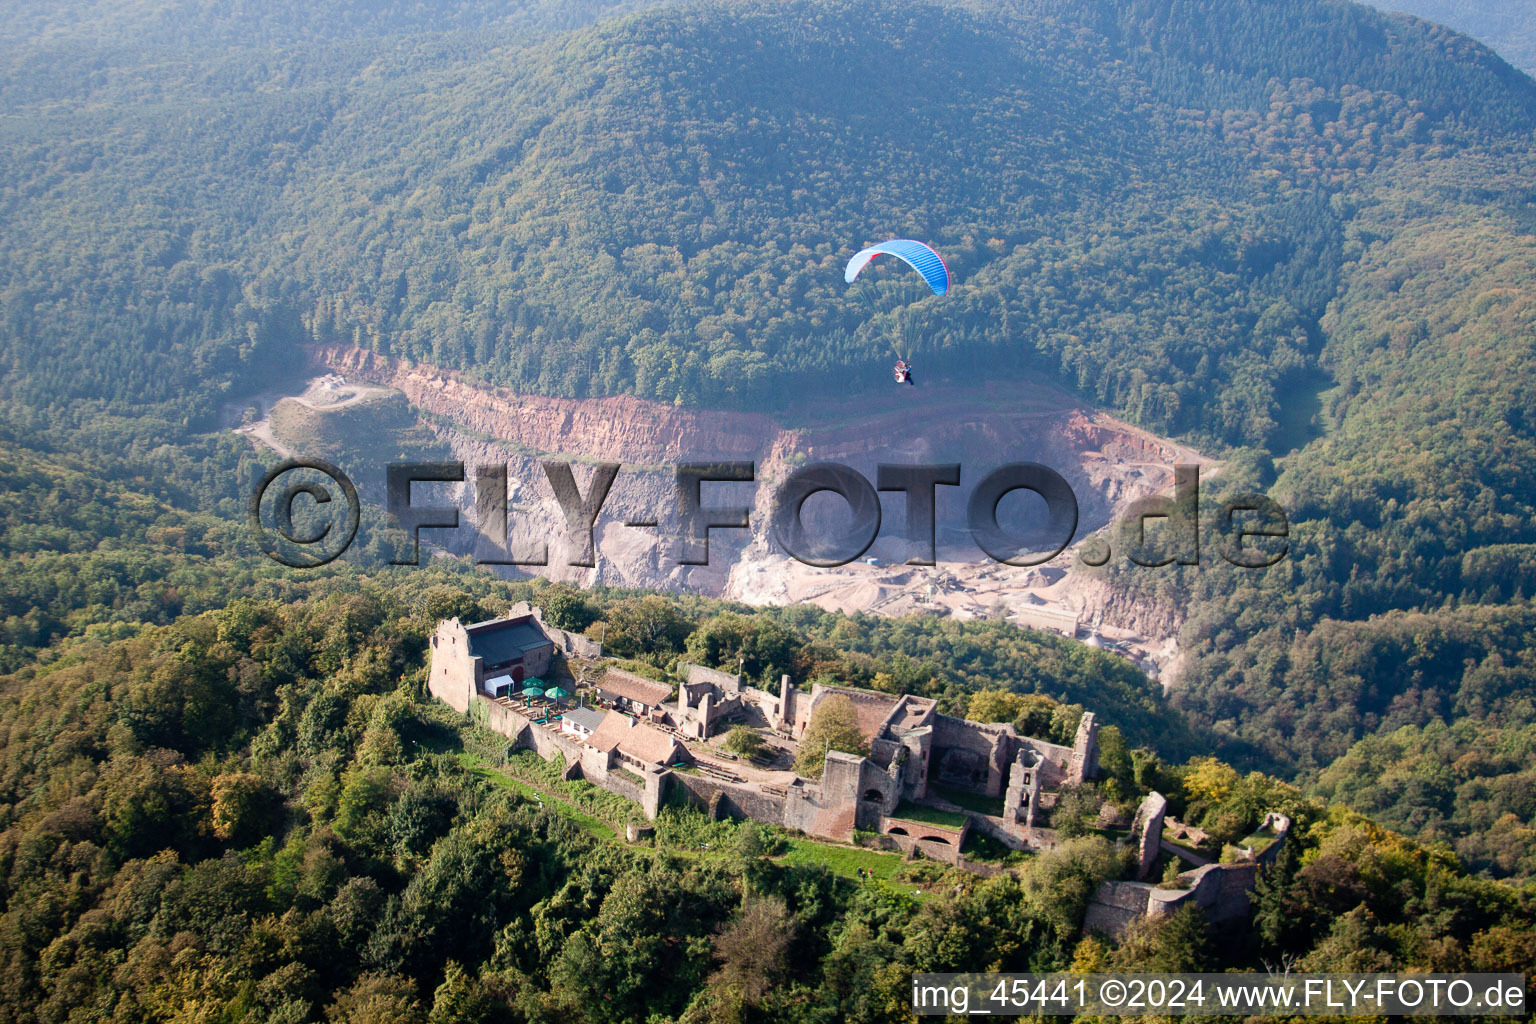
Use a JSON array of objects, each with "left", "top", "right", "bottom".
[
  {"left": 457, "top": 753, "right": 618, "bottom": 840},
  {"left": 890, "top": 801, "right": 969, "bottom": 830},
  {"left": 1238, "top": 831, "right": 1277, "bottom": 853},
  {"left": 1088, "top": 825, "right": 1129, "bottom": 841},
  {"left": 931, "top": 785, "right": 1004, "bottom": 817},
  {"left": 781, "top": 838, "right": 915, "bottom": 885},
  {"left": 1222, "top": 831, "right": 1278, "bottom": 861}
]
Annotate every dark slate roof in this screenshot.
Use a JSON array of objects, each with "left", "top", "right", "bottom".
[
  {"left": 562, "top": 707, "right": 607, "bottom": 733},
  {"left": 465, "top": 616, "right": 553, "bottom": 666}
]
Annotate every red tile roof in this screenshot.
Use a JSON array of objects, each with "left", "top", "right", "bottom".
[
  {"left": 585, "top": 712, "right": 682, "bottom": 766},
  {"left": 596, "top": 668, "right": 673, "bottom": 708}
]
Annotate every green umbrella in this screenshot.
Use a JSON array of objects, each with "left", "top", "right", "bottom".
[
  {"left": 520, "top": 686, "right": 546, "bottom": 698},
  {"left": 543, "top": 687, "right": 568, "bottom": 701}
]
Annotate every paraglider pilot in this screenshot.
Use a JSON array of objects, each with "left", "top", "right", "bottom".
[{"left": 845, "top": 239, "right": 948, "bottom": 389}]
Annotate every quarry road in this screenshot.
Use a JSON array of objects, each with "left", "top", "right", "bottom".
[{"left": 232, "top": 373, "right": 398, "bottom": 457}]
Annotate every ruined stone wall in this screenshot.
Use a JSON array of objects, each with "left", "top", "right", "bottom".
[
  {"left": 782, "top": 782, "right": 858, "bottom": 841},
  {"left": 1083, "top": 881, "right": 1155, "bottom": 937},
  {"left": 806, "top": 684, "right": 902, "bottom": 743},
  {"left": 931, "top": 715, "right": 1010, "bottom": 796},
  {"left": 852, "top": 754, "right": 902, "bottom": 829},
  {"left": 1032, "top": 754, "right": 1067, "bottom": 791},
  {"left": 964, "top": 812, "right": 1030, "bottom": 851},
  {"left": 925, "top": 716, "right": 1083, "bottom": 798},
  {"left": 1003, "top": 750, "right": 1044, "bottom": 826},
  {"left": 509, "top": 601, "right": 603, "bottom": 660},
  {"left": 881, "top": 814, "right": 969, "bottom": 865},
  {"left": 469, "top": 693, "right": 669, "bottom": 819},
  {"left": 780, "top": 681, "right": 813, "bottom": 736},
  {"left": 473, "top": 697, "right": 529, "bottom": 746},
  {"left": 1085, "top": 811, "right": 1293, "bottom": 938},
  {"left": 1131, "top": 791, "right": 1168, "bottom": 880},
  {"left": 884, "top": 833, "right": 965, "bottom": 865},
  {"left": 820, "top": 751, "right": 866, "bottom": 828},
  {"left": 523, "top": 644, "right": 554, "bottom": 680},
  {"left": 675, "top": 686, "right": 744, "bottom": 740},
  {"left": 1068, "top": 712, "right": 1099, "bottom": 783},
  {"left": 899, "top": 730, "right": 934, "bottom": 798},
  {"left": 599, "top": 768, "right": 646, "bottom": 807},
  {"left": 1029, "top": 737, "right": 1074, "bottom": 762},
  {"left": 671, "top": 773, "right": 789, "bottom": 825},
  {"left": 1257, "top": 812, "right": 1293, "bottom": 867},
  {"left": 1147, "top": 862, "right": 1261, "bottom": 924},
  {"left": 670, "top": 766, "right": 880, "bottom": 843}
]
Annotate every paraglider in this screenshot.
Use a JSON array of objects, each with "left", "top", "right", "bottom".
[
  {"left": 844, "top": 239, "right": 950, "bottom": 386},
  {"left": 843, "top": 239, "right": 950, "bottom": 296}
]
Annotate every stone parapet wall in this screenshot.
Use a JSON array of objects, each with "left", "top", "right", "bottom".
[{"left": 680, "top": 662, "right": 743, "bottom": 692}]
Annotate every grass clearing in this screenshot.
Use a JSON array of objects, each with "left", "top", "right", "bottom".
[
  {"left": 781, "top": 838, "right": 912, "bottom": 884},
  {"left": 458, "top": 753, "right": 618, "bottom": 840},
  {"left": 1238, "top": 830, "right": 1277, "bottom": 853}
]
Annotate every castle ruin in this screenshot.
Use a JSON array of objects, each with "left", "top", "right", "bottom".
[
  {"left": 428, "top": 606, "right": 1290, "bottom": 931},
  {"left": 428, "top": 606, "right": 1101, "bottom": 863}
]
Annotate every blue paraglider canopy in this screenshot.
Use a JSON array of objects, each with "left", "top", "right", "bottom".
[{"left": 844, "top": 239, "right": 951, "bottom": 296}]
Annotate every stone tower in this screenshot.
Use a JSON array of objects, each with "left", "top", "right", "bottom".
[{"left": 1067, "top": 711, "right": 1099, "bottom": 784}]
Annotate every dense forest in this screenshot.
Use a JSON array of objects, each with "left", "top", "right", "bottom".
[
  {"left": 0, "top": 567, "right": 1532, "bottom": 1022},
  {"left": 4, "top": 0, "right": 1536, "bottom": 1012},
  {"left": 5, "top": 0, "right": 1533, "bottom": 438}
]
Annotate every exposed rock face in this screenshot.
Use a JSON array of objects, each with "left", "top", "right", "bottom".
[
  {"left": 305, "top": 345, "right": 1200, "bottom": 658},
  {"left": 318, "top": 345, "right": 777, "bottom": 463}
]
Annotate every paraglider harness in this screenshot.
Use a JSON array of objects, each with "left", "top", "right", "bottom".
[{"left": 893, "top": 360, "right": 914, "bottom": 385}]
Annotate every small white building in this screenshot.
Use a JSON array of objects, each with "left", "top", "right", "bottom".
[{"left": 561, "top": 706, "right": 606, "bottom": 740}]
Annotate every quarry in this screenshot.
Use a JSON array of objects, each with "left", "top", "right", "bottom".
[{"left": 234, "top": 345, "right": 1208, "bottom": 682}]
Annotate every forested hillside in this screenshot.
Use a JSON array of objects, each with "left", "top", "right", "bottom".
[
  {"left": 4, "top": 0, "right": 1536, "bottom": 949},
  {"left": 4, "top": 0, "right": 1532, "bottom": 440},
  {"left": 1361, "top": 0, "right": 1536, "bottom": 75}
]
